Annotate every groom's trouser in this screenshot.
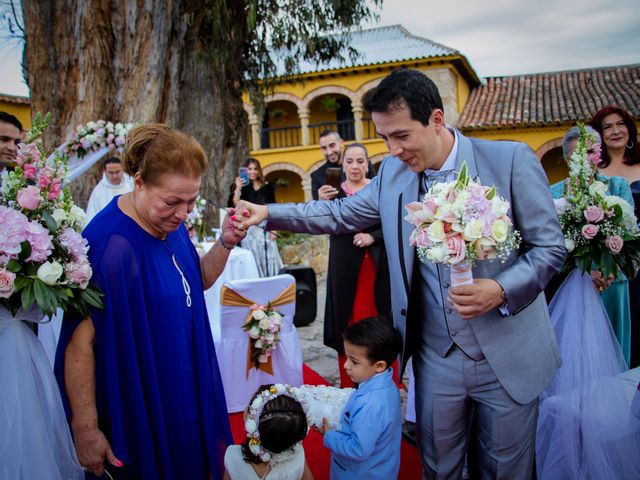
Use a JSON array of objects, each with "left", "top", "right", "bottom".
[{"left": 414, "top": 346, "right": 538, "bottom": 480}]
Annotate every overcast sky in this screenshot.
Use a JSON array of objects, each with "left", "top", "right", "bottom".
[{"left": 1, "top": 0, "right": 639, "bottom": 97}]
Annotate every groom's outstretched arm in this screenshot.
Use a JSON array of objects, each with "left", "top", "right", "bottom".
[{"left": 237, "top": 174, "right": 383, "bottom": 236}]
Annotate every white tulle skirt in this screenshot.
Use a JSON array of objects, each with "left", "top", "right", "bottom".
[
  {"left": 536, "top": 269, "right": 635, "bottom": 479},
  {"left": 0, "top": 306, "right": 84, "bottom": 479}
]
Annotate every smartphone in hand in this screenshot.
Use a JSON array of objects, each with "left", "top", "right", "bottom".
[
  {"left": 325, "top": 167, "right": 342, "bottom": 189},
  {"left": 239, "top": 167, "right": 249, "bottom": 185}
]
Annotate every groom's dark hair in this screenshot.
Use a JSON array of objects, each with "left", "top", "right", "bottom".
[
  {"left": 344, "top": 317, "right": 402, "bottom": 368},
  {"left": 362, "top": 68, "right": 443, "bottom": 126}
]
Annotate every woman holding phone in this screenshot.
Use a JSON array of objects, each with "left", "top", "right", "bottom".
[
  {"left": 228, "top": 158, "right": 283, "bottom": 277},
  {"left": 323, "top": 143, "right": 392, "bottom": 387}
]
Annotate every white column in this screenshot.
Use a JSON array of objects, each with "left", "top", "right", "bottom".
[
  {"left": 352, "top": 102, "right": 364, "bottom": 142},
  {"left": 298, "top": 107, "right": 310, "bottom": 146}
]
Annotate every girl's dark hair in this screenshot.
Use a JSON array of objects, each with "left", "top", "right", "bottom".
[
  {"left": 241, "top": 385, "right": 308, "bottom": 464},
  {"left": 589, "top": 105, "right": 640, "bottom": 167}
]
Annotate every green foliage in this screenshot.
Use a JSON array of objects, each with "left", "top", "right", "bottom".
[
  {"left": 204, "top": 0, "right": 382, "bottom": 116},
  {"left": 275, "top": 231, "right": 312, "bottom": 249}
]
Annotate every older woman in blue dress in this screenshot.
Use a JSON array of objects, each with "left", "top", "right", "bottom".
[
  {"left": 57, "top": 125, "right": 246, "bottom": 479},
  {"left": 549, "top": 125, "right": 633, "bottom": 363}
]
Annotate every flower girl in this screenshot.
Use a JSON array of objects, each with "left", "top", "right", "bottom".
[{"left": 223, "top": 384, "right": 314, "bottom": 480}]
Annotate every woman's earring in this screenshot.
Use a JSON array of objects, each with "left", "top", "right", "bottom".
[{"left": 627, "top": 140, "right": 634, "bottom": 150}]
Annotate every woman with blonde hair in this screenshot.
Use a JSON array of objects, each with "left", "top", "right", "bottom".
[{"left": 57, "top": 124, "right": 243, "bottom": 479}]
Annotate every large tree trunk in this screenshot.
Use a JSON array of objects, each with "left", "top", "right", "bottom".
[{"left": 22, "top": 0, "right": 248, "bottom": 218}]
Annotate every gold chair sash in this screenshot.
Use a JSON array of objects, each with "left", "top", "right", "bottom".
[{"left": 220, "top": 283, "right": 296, "bottom": 377}]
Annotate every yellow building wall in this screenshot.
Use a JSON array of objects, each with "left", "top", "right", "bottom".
[{"left": 0, "top": 101, "right": 32, "bottom": 130}]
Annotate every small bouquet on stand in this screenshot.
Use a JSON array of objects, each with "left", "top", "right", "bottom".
[
  {"left": 0, "top": 113, "right": 104, "bottom": 319},
  {"left": 404, "top": 162, "right": 521, "bottom": 286}
]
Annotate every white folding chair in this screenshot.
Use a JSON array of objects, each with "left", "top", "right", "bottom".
[{"left": 214, "top": 274, "right": 303, "bottom": 412}]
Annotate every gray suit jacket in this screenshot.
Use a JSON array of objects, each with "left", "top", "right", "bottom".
[{"left": 267, "top": 131, "right": 566, "bottom": 404}]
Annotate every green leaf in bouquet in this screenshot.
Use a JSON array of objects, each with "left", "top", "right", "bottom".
[
  {"left": 20, "top": 280, "right": 36, "bottom": 311},
  {"left": 485, "top": 185, "right": 496, "bottom": 200},
  {"left": 6, "top": 259, "right": 21, "bottom": 273},
  {"left": 33, "top": 278, "right": 51, "bottom": 312},
  {"left": 41, "top": 211, "right": 58, "bottom": 233},
  {"left": 80, "top": 287, "right": 104, "bottom": 309},
  {"left": 18, "top": 241, "right": 32, "bottom": 261},
  {"left": 599, "top": 251, "right": 615, "bottom": 278},
  {"left": 455, "top": 162, "right": 469, "bottom": 189}
]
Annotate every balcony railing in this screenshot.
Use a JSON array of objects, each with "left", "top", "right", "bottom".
[
  {"left": 256, "top": 118, "right": 378, "bottom": 150},
  {"left": 309, "top": 119, "right": 355, "bottom": 144},
  {"left": 260, "top": 126, "right": 302, "bottom": 149}
]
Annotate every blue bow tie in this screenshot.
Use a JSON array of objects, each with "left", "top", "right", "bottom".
[{"left": 422, "top": 169, "right": 453, "bottom": 189}]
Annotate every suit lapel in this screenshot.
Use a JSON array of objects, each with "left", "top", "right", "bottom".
[
  {"left": 397, "top": 171, "right": 419, "bottom": 298},
  {"left": 454, "top": 130, "right": 479, "bottom": 182}
]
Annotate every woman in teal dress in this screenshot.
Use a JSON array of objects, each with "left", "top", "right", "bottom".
[{"left": 550, "top": 125, "right": 632, "bottom": 363}]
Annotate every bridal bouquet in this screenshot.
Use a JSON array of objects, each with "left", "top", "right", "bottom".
[
  {"left": 554, "top": 124, "right": 640, "bottom": 278},
  {"left": 404, "top": 162, "right": 521, "bottom": 286},
  {"left": 64, "top": 119, "right": 134, "bottom": 159},
  {"left": 243, "top": 303, "right": 283, "bottom": 368},
  {"left": 0, "top": 113, "right": 104, "bottom": 318},
  {"left": 185, "top": 196, "right": 207, "bottom": 242}
]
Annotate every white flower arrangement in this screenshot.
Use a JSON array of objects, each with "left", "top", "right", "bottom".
[
  {"left": 245, "top": 383, "right": 309, "bottom": 462},
  {"left": 185, "top": 196, "right": 207, "bottom": 243},
  {"left": 404, "top": 162, "right": 521, "bottom": 286},
  {"left": 64, "top": 119, "right": 135, "bottom": 159},
  {"left": 243, "top": 303, "right": 283, "bottom": 368},
  {"left": 292, "top": 385, "right": 355, "bottom": 431}
]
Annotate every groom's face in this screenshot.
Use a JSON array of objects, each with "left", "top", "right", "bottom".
[{"left": 372, "top": 103, "right": 444, "bottom": 173}]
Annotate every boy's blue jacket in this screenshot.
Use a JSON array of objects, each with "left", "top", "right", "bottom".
[{"left": 324, "top": 369, "right": 401, "bottom": 479}]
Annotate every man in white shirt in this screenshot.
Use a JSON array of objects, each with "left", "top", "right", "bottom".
[{"left": 86, "top": 157, "right": 133, "bottom": 221}]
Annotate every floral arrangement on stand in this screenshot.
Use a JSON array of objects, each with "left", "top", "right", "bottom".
[
  {"left": 64, "top": 119, "right": 134, "bottom": 159},
  {"left": 554, "top": 124, "right": 640, "bottom": 278},
  {"left": 243, "top": 303, "right": 283, "bottom": 368},
  {"left": 0, "top": 113, "right": 104, "bottom": 318},
  {"left": 245, "top": 383, "right": 309, "bottom": 462},
  {"left": 404, "top": 162, "right": 521, "bottom": 286}
]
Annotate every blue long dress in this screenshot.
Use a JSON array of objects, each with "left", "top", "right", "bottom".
[
  {"left": 56, "top": 197, "right": 232, "bottom": 479},
  {"left": 550, "top": 175, "right": 632, "bottom": 364},
  {"left": 629, "top": 180, "right": 640, "bottom": 367}
]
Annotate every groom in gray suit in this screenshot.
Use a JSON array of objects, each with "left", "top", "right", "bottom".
[{"left": 236, "top": 69, "right": 566, "bottom": 478}]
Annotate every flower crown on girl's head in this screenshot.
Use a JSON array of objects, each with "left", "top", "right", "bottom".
[{"left": 245, "top": 383, "right": 309, "bottom": 462}]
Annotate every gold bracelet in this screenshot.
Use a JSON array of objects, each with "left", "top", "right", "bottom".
[{"left": 219, "top": 236, "right": 236, "bottom": 250}]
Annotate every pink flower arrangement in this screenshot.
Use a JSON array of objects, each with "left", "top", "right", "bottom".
[
  {"left": 554, "top": 123, "right": 640, "bottom": 279},
  {"left": 0, "top": 113, "right": 103, "bottom": 318},
  {"left": 243, "top": 303, "right": 283, "bottom": 369},
  {"left": 404, "top": 162, "right": 521, "bottom": 286},
  {"left": 64, "top": 119, "right": 134, "bottom": 159}
]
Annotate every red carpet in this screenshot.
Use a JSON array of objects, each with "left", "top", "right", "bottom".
[{"left": 228, "top": 364, "right": 423, "bottom": 479}]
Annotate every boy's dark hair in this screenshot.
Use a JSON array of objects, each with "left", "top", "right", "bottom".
[
  {"left": 241, "top": 384, "right": 308, "bottom": 464},
  {"left": 343, "top": 317, "right": 402, "bottom": 368},
  {"left": 362, "top": 68, "right": 443, "bottom": 126},
  {"left": 0, "top": 111, "right": 23, "bottom": 131}
]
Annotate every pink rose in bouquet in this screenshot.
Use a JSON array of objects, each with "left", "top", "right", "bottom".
[
  {"left": 0, "top": 268, "right": 16, "bottom": 298},
  {"left": 445, "top": 234, "right": 467, "bottom": 264},
  {"left": 581, "top": 224, "right": 599, "bottom": 240},
  {"left": 584, "top": 205, "right": 605, "bottom": 223},
  {"left": 65, "top": 260, "right": 93, "bottom": 289},
  {"left": 605, "top": 235, "right": 624, "bottom": 254},
  {"left": 17, "top": 185, "right": 42, "bottom": 211}
]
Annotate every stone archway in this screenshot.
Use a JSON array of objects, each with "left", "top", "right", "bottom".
[
  {"left": 536, "top": 138, "right": 563, "bottom": 161},
  {"left": 302, "top": 85, "right": 357, "bottom": 109},
  {"left": 263, "top": 162, "right": 306, "bottom": 203}
]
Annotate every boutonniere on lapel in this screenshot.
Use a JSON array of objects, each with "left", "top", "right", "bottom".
[{"left": 403, "top": 161, "right": 521, "bottom": 287}]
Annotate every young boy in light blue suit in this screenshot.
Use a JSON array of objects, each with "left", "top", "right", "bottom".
[{"left": 320, "top": 317, "right": 403, "bottom": 479}]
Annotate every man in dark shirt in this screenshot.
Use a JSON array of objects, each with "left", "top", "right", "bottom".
[{"left": 310, "top": 129, "right": 344, "bottom": 200}]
